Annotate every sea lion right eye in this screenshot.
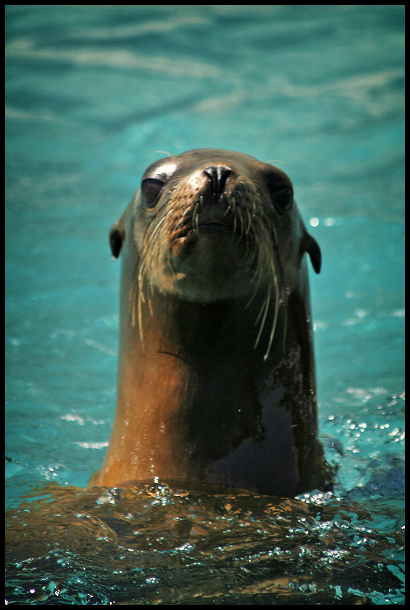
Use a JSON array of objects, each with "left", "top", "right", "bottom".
[
  {"left": 268, "top": 183, "right": 293, "bottom": 213},
  {"left": 142, "top": 178, "right": 164, "bottom": 207}
]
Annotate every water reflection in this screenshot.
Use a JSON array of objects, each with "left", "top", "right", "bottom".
[{"left": 6, "top": 480, "right": 404, "bottom": 604}]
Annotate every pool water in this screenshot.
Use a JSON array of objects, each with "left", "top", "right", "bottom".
[{"left": 5, "top": 5, "right": 404, "bottom": 605}]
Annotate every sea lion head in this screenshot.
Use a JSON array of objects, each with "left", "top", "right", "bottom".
[{"left": 109, "top": 149, "right": 321, "bottom": 357}]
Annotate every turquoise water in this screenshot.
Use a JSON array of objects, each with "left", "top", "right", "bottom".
[{"left": 5, "top": 5, "right": 404, "bottom": 605}]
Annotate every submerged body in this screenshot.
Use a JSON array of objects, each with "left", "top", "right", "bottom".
[{"left": 89, "top": 149, "right": 330, "bottom": 496}]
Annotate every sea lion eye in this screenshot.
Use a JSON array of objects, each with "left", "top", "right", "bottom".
[
  {"left": 142, "top": 178, "right": 164, "bottom": 207},
  {"left": 269, "top": 183, "right": 293, "bottom": 212}
]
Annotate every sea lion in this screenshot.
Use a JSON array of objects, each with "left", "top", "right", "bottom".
[{"left": 89, "top": 149, "right": 330, "bottom": 497}]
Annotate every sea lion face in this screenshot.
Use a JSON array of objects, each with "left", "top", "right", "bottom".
[
  {"left": 111, "top": 149, "right": 320, "bottom": 305},
  {"left": 109, "top": 149, "right": 321, "bottom": 359}
]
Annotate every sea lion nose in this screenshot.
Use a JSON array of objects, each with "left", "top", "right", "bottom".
[{"left": 203, "top": 165, "right": 232, "bottom": 198}]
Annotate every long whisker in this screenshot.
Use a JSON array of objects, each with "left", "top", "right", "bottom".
[
  {"left": 254, "top": 284, "right": 270, "bottom": 349},
  {"left": 263, "top": 258, "right": 279, "bottom": 360}
]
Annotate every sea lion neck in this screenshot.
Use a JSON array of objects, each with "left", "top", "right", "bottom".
[{"left": 114, "top": 288, "right": 288, "bottom": 479}]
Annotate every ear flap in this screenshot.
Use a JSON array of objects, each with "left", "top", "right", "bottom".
[
  {"left": 109, "top": 221, "right": 125, "bottom": 259},
  {"left": 302, "top": 232, "right": 321, "bottom": 274}
]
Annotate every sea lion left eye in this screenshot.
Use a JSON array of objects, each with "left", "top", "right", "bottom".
[
  {"left": 142, "top": 178, "right": 164, "bottom": 207},
  {"left": 269, "top": 184, "right": 292, "bottom": 212}
]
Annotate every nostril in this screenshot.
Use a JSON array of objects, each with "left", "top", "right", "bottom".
[{"left": 204, "top": 165, "right": 232, "bottom": 197}]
